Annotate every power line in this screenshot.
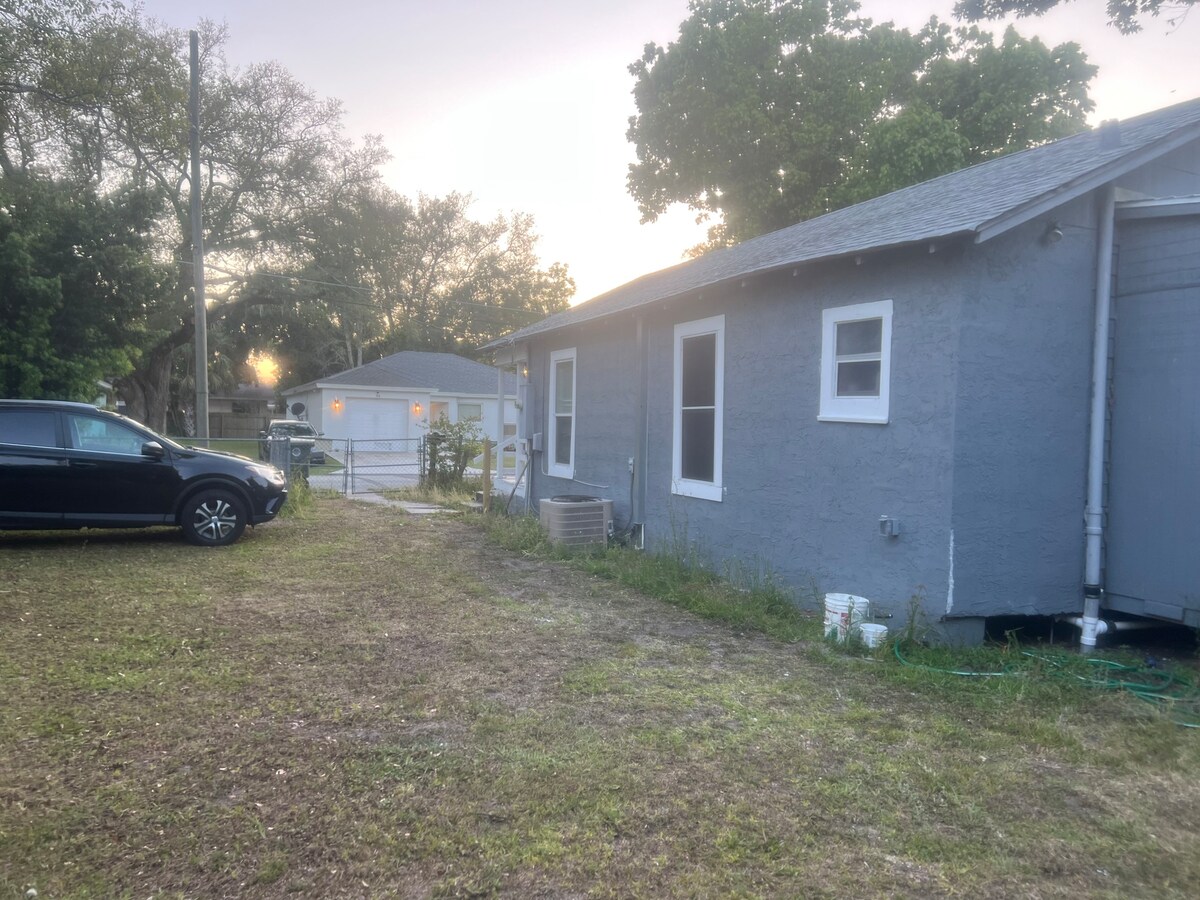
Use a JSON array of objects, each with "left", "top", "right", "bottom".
[{"left": 175, "top": 257, "right": 548, "bottom": 321}]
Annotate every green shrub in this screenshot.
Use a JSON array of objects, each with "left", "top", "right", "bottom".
[{"left": 423, "top": 414, "right": 482, "bottom": 490}]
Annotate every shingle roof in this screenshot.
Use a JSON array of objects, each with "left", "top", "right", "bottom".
[
  {"left": 288, "top": 351, "right": 517, "bottom": 395},
  {"left": 486, "top": 96, "right": 1200, "bottom": 348}
]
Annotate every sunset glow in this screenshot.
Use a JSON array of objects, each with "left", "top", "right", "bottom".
[{"left": 249, "top": 351, "right": 280, "bottom": 386}]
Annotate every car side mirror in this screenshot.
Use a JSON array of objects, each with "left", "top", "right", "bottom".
[
  {"left": 142, "top": 441, "right": 165, "bottom": 460},
  {"left": 259, "top": 430, "right": 267, "bottom": 437}
]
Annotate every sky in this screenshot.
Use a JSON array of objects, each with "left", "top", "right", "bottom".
[{"left": 136, "top": 0, "right": 1199, "bottom": 304}]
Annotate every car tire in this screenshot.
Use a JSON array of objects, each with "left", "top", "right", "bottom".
[{"left": 181, "top": 489, "right": 247, "bottom": 547}]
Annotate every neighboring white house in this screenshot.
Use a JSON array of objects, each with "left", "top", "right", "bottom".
[{"left": 282, "top": 351, "right": 518, "bottom": 446}]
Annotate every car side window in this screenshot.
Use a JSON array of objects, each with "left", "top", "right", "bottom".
[
  {"left": 67, "top": 414, "right": 147, "bottom": 456},
  {"left": 0, "top": 409, "right": 58, "bottom": 447}
]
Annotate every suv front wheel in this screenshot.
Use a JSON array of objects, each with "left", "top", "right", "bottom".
[{"left": 181, "top": 489, "right": 247, "bottom": 546}]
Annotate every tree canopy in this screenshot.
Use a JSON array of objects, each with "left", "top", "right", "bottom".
[
  {"left": 0, "top": 0, "right": 572, "bottom": 428},
  {"left": 953, "top": 0, "right": 1195, "bottom": 34},
  {"left": 626, "top": 0, "right": 1096, "bottom": 248},
  {"left": 0, "top": 174, "right": 169, "bottom": 400}
]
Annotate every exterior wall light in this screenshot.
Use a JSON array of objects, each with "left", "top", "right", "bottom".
[
  {"left": 412, "top": 402, "right": 423, "bottom": 417},
  {"left": 332, "top": 397, "right": 343, "bottom": 413},
  {"left": 1042, "top": 223, "right": 1064, "bottom": 245}
]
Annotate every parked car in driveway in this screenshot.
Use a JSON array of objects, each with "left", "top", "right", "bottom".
[
  {"left": 0, "top": 400, "right": 288, "bottom": 546},
  {"left": 259, "top": 419, "right": 326, "bottom": 469}
]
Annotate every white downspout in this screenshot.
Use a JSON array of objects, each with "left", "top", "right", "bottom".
[{"left": 1081, "top": 185, "right": 1117, "bottom": 650}]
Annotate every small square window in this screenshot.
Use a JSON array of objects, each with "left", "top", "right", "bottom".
[{"left": 819, "top": 300, "right": 892, "bottom": 424}]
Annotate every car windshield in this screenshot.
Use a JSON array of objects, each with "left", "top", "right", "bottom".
[{"left": 272, "top": 423, "right": 315, "bottom": 436}]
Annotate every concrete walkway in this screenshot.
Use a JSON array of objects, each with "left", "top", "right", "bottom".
[{"left": 351, "top": 493, "right": 452, "bottom": 515}]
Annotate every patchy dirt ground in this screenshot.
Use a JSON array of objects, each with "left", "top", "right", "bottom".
[{"left": 2, "top": 498, "right": 1198, "bottom": 898}]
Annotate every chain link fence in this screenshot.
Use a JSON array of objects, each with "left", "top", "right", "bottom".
[{"left": 180, "top": 434, "right": 512, "bottom": 497}]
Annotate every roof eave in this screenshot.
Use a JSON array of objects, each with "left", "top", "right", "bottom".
[
  {"left": 484, "top": 232, "right": 978, "bottom": 348},
  {"left": 974, "top": 122, "right": 1200, "bottom": 244}
]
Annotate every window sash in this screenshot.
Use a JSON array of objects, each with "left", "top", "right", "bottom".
[
  {"left": 548, "top": 349, "right": 575, "bottom": 477},
  {"left": 673, "top": 316, "right": 724, "bottom": 501},
  {"left": 819, "top": 300, "right": 892, "bottom": 424}
]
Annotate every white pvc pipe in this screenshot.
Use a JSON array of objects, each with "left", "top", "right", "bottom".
[
  {"left": 1081, "top": 185, "right": 1117, "bottom": 650},
  {"left": 1057, "top": 616, "right": 1161, "bottom": 636}
]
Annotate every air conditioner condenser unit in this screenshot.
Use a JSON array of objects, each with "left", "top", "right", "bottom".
[{"left": 539, "top": 496, "right": 613, "bottom": 546}]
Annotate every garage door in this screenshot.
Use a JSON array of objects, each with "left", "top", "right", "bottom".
[
  {"left": 345, "top": 398, "right": 407, "bottom": 442},
  {"left": 1106, "top": 213, "right": 1200, "bottom": 625}
]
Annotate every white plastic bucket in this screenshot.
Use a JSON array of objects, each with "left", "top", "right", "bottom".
[
  {"left": 858, "top": 623, "right": 888, "bottom": 648},
  {"left": 824, "top": 593, "right": 870, "bottom": 642}
]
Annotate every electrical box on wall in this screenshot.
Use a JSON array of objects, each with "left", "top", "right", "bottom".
[
  {"left": 878, "top": 515, "right": 901, "bottom": 537},
  {"left": 532, "top": 432, "right": 544, "bottom": 452}
]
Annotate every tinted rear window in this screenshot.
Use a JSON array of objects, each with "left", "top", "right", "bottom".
[{"left": 0, "top": 409, "right": 58, "bottom": 448}]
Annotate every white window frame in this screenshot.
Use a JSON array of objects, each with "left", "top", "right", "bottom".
[
  {"left": 547, "top": 347, "right": 576, "bottom": 478},
  {"left": 819, "top": 299, "right": 893, "bottom": 424},
  {"left": 672, "top": 315, "right": 724, "bottom": 502}
]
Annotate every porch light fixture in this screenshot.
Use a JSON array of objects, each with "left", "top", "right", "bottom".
[
  {"left": 332, "top": 396, "right": 343, "bottom": 413},
  {"left": 412, "top": 402, "right": 423, "bottom": 416}
]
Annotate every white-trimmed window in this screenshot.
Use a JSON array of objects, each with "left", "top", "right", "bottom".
[
  {"left": 673, "top": 315, "right": 724, "bottom": 501},
  {"left": 548, "top": 348, "right": 575, "bottom": 478},
  {"left": 457, "top": 402, "right": 482, "bottom": 422},
  {"left": 819, "top": 299, "right": 892, "bottom": 424}
]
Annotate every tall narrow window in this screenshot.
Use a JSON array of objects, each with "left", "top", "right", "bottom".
[
  {"left": 673, "top": 316, "right": 724, "bottom": 501},
  {"left": 548, "top": 348, "right": 575, "bottom": 478},
  {"left": 819, "top": 300, "right": 892, "bottom": 424}
]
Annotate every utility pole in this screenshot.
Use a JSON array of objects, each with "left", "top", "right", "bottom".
[{"left": 189, "top": 30, "right": 209, "bottom": 440}]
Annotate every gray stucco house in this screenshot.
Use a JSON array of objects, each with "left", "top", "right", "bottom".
[{"left": 487, "top": 97, "right": 1200, "bottom": 645}]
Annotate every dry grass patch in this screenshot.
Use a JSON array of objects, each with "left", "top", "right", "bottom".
[{"left": 1, "top": 497, "right": 1198, "bottom": 898}]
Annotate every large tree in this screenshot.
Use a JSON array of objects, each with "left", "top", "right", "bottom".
[
  {"left": 248, "top": 188, "right": 574, "bottom": 389},
  {"left": 1, "top": 1, "right": 572, "bottom": 429},
  {"left": 0, "top": 173, "right": 169, "bottom": 400},
  {"left": 1, "top": 1, "right": 381, "bottom": 427},
  {"left": 627, "top": 0, "right": 1095, "bottom": 248},
  {"left": 954, "top": 0, "right": 1195, "bottom": 34}
]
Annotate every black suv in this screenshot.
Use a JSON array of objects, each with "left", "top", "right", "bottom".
[
  {"left": 259, "top": 419, "right": 326, "bottom": 468},
  {"left": 0, "top": 400, "right": 288, "bottom": 546}
]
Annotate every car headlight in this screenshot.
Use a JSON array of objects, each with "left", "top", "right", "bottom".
[{"left": 250, "top": 463, "right": 286, "bottom": 485}]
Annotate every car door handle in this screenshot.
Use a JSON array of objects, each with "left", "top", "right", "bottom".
[{"left": 70, "top": 460, "right": 99, "bottom": 469}]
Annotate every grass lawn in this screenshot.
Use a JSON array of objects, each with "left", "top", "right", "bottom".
[{"left": 1, "top": 497, "right": 1198, "bottom": 898}]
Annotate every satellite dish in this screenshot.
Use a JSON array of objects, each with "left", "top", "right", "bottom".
[{"left": 290, "top": 402, "right": 306, "bottom": 416}]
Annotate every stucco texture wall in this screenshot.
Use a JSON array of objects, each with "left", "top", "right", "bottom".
[
  {"left": 526, "top": 319, "right": 642, "bottom": 529},
  {"left": 639, "top": 253, "right": 964, "bottom": 621},
  {"left": 528, "top": 246, "right": 971, "bottom": 624},
  {"left": 949, "top": 205, "right": 1098, "bottom": 618}
]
